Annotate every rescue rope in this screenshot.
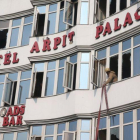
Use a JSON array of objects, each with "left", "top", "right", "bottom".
[{"left": 95, "top": 86, "right": 109, "bottom": 140}]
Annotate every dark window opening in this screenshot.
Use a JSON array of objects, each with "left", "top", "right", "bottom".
[
  {"left": 73, "top": 64, "right": 77, "bottom": 90},
  {"left": 96, "top": 0, "right": 107, "bottom": 22},
  {"left": 110, "top": 55, "right": 118, "bottom": 76},
  {"left": 110, "top": 0, "right": 116, "bottom": 16},
  {"left": 33, "top": 72, "right": 43, "bottom": 97},
  {"left": 0, "top": 29, "right": 8, "bottom": 49},
  {"left": 60, "top": 1, "right": 64, "bottom": 9},
  {"left": 120, "top": 0, "right": 127, "bottom": 11},
  {"left": 98, "top": 130, "right": 107, "bottom": 140},
  {"left": 74, "top": 3, "right": 78, "bottom": 25},
  {"left": 11, "top": 82, "right": 17, "bottom": 105},
  {"left": 122, "top": 51, "right": 131, "bottom": 79},
  {"left": 36, "top": 14, "right": 45, "bottom": 36}
]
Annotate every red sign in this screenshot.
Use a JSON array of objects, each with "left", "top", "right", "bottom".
[{"left": 1, "top": 105, "right": 25, "bottom": 126}]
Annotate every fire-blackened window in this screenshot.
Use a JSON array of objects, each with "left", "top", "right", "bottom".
[
  {"left": 32, "top": 63, "right": 44, "bottom": 97},
  {"left": 120, "top": 0, "right": 127, "bottom": 11},
  {"left": 0, "top": 20, "right": 9, "bottom": 49}
]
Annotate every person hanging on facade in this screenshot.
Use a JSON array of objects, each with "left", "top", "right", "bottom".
[{"left": 103, "top": 68, "right": 118, "bottom": 87}]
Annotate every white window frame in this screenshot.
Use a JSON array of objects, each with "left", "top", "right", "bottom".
[{"left": 62, "top": 131, "right": 75, "bottom": 140}]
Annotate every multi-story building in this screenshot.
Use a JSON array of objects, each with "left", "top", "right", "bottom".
[{"left": 0, "top": 0, "right": 140, "bottom": 140}]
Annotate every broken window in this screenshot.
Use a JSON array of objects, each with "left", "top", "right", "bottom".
[
  {"left": 110, "top": 0, "right": 116, "bottom": 16},
  {"left": 122, "top": 50, "right": 131, "bottom": 79},
  {"left": 0, "top": 20, "right": 9, "bottom": 49},
  {"left": 95, "top": 0, "right": 107, "bottom": 22},
  {"left": 120, "top": 0, "right": 127, "bottom": 11},
  {"left": 32, "top": 63, "right": 44, "bottom": 98},
  {"left": 35, "top": 6, "right": 46, "bottom": 36}
]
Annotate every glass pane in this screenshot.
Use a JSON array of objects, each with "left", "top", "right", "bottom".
[
  {"left": 99, "top": 117, "right": 106, "bottom": 129},
  {"left": 10, "top": 28, "right": 19, "bottom": 47},
  {"left": 79, "top": 64, "right": 89, "bottom": 89},
  {"left": 124, "top": 125, "right": 133, "bottom": 140},
  {"left": 81, "top": 120, "right": 90, "bottom": 131},
  {"left": 138, "top": 122, "right": 140, "bottom": 140},
  {"left": 123, "top": 111, "right": 133, "bottom": 124},
  {"left": 65, "top": 2, "right": 73, "bottom": 25},
  {"left": 17, "top": 132, "right": 28, "bottom": 140},
  {"left": 46, "top": 125, "right": 54, "bottom": 135},
  {"left": 0, "top": 29, "right": 8, "bottom": 49},
  {"left": 81, "top": 53, "right": 89, "bottom": 62},
  {"left": 37, "top": 6, "right": 46, "bottom": 13},
  {"left": 3, "top": 133, "right": 14, "bottom": 140},
  {"left": 131, "top": 0, "right": 138, "bottom": 5},
  {"left": 122, "top": 39, "right": 131, "bottom": 51},
  {"left": 99, "top": 130, "right": 107, "bottom": 140},
  {"left": 45, "top": 137, "right": 53, "bottom": 140},
  {"left": 21, "top": 70, "right": 31, "bottom": 79},
  {"left": 47, "top": 13, "right": 56, "bottom": 34},
  {"left": 35, "top": 63, "right": 44, "bottom": 71},
  {"left": 0, "top": 20, "right": 9, "bottom": 28},
  {"left": 69, "top": 120, "right": 77, "bottom": 131},
  {"left": 80, "top": 133, "right": 90, "bottom": 140},
  {"left": 18, "top": 80, "right": 30, "bottom": 104},
  {"left": 46, "top": 71, "right": 55, "bottom": 96},
  {"left": 110, "top": 114, "right": 119, "bottom": 126},
  {"left": 8, "top": 73, "right": 18, "bottom": 81},
  {"left": 0, "top": 84, "right": 4, "bottom": 105},
  {"left": 4, "top": 78, "right": 13, "bottom": 104},
  {"left": 32, "top": 126, "right": 42, "bottom": 135},
  {"left": 120, "top": 0, "right": 127, "bottom": 11},
  {"left": 12, "top": 18, "right": 21, "bottom": 26},
  {"left": 80, "top": 2, "right": 88, "bottom": 24},
  {"left": 57, "top": 69, "right": 64, "bottom": 94},
  {"left": 97, "top": 49, "right": 106, "bottom": 59},
  {"left": 24, "top": 15, "right": 33, "bottom": 24},
  {"left": 59, "top": 58, "right": 66, "bottom": 68},
  {"left": 48, "top": 61, "right": 56, "bottom": 70},
  {"left": 21, "top": 24, "right": 32, "bottom": 46},
  {"left": 70, "top": 54, "right": 77, "bottom": 63},
  {"left": 110, "top": 127, "right": 119, "bottom": 140},
  {"left": 122, "top": 50, "right": 131, "bottom": 79},
  {"left": 59, "top": 10, "right": 66, "bottom": 32},
  {"left": 137, "top": 109, "right": 140, "bottom": 120},
  {"left": 0, "top": 74, "right": 5, "bottom": 82},
  {"left": 49, "top": 4, "right": 57, "bottom": 12},
  {"left": 57, "top": 136, "right": 62, "bottom": 140},
  {"left": 134, "top": 34, "right": 140, "bottom": 46},
  {"left": 133, "top": 47, "right": 140, "bottom": 76},
  {"left": 58, "top": 123, "right": 65, "bottom": 134},
  {"left": 110, "top": 44, "right": 118, "bottom": 55},
  {"left": 110, "top": 0, "right": 116, "bottom": 16}
]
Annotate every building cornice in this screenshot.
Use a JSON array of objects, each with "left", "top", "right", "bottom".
[{"left": 0, "top": 8, "right": 34, "bottom": 20}]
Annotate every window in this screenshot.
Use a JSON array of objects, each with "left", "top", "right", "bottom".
[
  {"left": 47, "top": 4, "right": 57, "bottom": 35},
  {"left": 18, "top": 70, "right": 31, "bottom": 104},
  {"left": 123, "top": 111, "right": 133, "bottom": 140},
  {"left": 17, "top": 131, "right": 28, "bottom": 140},
  {"left": 10, "top": 18, "right": 21, "bottom": 47},
  {"left": 98, "top": 117, "right": 107, "bottom": 140},
  {"left": 69, "top": 120, "right": 77, "bottom": 131},
  {"left": 46, "top": 61, "right": 56, "bottom": 96},
  {"left": 0, "top": 20, "right": 9, "bottom": 49},
  {"left": 31, "top": 126, "right": 42, "bottom": 140},
  {"left": 80, "top": 0, "right": 89, "bottom": 24},
  {"left": 59, "top": 2, "right": 66, "bottom": 32},
  {"left": 21, "top": 15, "right": 33, "bottom": 46},
  {"left": 120, "top": 0, "right": 127, "bottom": 11},
  {"left": 57, "top": 123, "right": 66, "bottom": 140},
  {"left": 95, "top": 0, "right": 107, "bottom": 22},
  {"left": 3, "top": 133, "right": 14, "bottom": 140},
  {"left": 0, "top": 74, "right": 5, "bottom": 106},
  {"left": 45, "top": 125, "right": 54, "bottom": 140},
  {"left": 131, "top": 0, "right": 138, "bottom": 5},
  {"left": 110, "top": 0, "right": 116, "bottom": 16},
  {"left": 80, "top": 120, "right": 91, "bottom": 140},
  {"left": 110, "top": 114, "right": 120, "bottom": 140},
  {"left": 32, "top": 63, "right": 44, "bottom": 97},
  {"left": 79, "top": 53, "right": 90, "bottom": 89},
  {"left": 137, "top": 109, "right": 140, "bottom": 140}
]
